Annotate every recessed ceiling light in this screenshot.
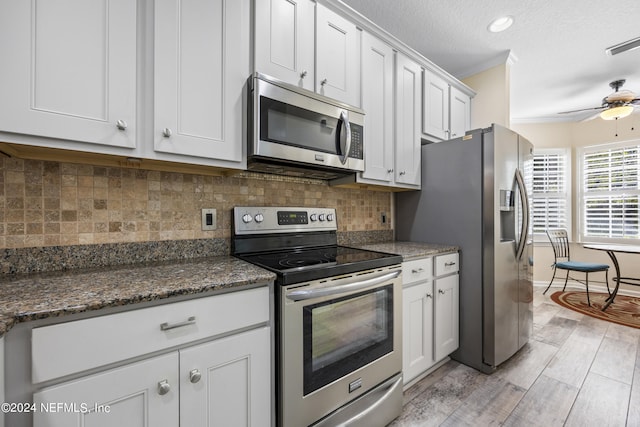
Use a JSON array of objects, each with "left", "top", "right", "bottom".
[{"left": 488, "top": 16, "right": 514, "bottom": 33}]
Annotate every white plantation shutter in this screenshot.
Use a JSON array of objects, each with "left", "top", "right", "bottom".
[
  {"left": 581, "top": 142, "right": 640, "bottom": 241},
  {"left": 532, "top": 149, "right": 570, "bottom": 240}
]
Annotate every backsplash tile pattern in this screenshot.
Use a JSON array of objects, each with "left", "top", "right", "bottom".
[{"left": 1, "top": 156, "right": 393, "bottom": 252}]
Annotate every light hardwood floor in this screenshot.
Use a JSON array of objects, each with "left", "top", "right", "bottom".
[{"left": 392, "top": 286, "right": 640, "bottom": 426}]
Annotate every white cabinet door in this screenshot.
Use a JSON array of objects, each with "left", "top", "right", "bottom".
[
  {"left": 0, "top": 0, "right": 137, "bottom": 149},
  {"left": 434, "top": 274, "right": 459, "bottom": 361},
  {"left": 449, "top": 86, "right": 471, "bottom": 140},
  {"left": 33, "top": 353, "right": 178, "bottom": 427},
  {"left": 180, "top": 327, "right": 271, "bottom": 427},
  {"left": 360, "top": 32, "right": 394, "bottom": 183},
  {"left": 154, "top": 0, "right": 248, "bottom": 162},
  {"left": 254, "top": 0, "right": 315, "bottom": 91},
  {"left": 402, "top": 281, "right": 434, "bottom": 384},
  {"left": 422, "top": 69, "right": 450, "bottom": 141},
  {"left": 316, "top": 4, "right": 361, "bottom": 107},
  {"left": 395, "top": 53, "right": 421, "bottom": 187}
]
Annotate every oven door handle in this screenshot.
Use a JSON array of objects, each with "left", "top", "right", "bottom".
[{"left": 286, "top": 270, "right": 400, "bottom": 301}]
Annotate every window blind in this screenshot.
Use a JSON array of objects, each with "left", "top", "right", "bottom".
[
  {"left": 532, "top": 150, "right": 569, "bottom": 236},
  {"left": 582, "top": 144, "right": 640, "bottom": 240}
]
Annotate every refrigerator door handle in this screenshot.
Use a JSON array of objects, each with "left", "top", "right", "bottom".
[{"left": 515, "top": 168, "right": 529, "bottom": 260}]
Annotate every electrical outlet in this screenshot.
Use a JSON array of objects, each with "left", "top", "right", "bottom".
[
  {"left": 201, "top": 208, "right": 217, "bottom": 231},
  {"left": 380, "top": 212, "right": 387, "bottom": 224}
]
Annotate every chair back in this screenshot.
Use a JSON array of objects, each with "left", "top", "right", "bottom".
[{"left": 546, "top": 229, "right": 571, "bottom": 262}]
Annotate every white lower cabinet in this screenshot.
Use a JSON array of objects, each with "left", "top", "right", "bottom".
[
  {"left": 34, "top": 353, "right": 179, "bottom": 427},
  {"left": 33, "top": 327, "right": 270, "bottom": 427},
  {"left": 30, "top": 287, "right": 271, "bottom": 427},
  {"left": 402, "top": 253, "right": 459, "bottom": 385}
]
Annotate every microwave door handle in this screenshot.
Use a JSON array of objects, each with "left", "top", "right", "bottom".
[{"left": 338, "top": 110, "right": 351, "bottom": 165}]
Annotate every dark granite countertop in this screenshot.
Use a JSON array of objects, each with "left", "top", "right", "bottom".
[
  {"left": 354, "top": 241, "right": 458, "bottom": 261},
  {"left": 0, "top": 256, "right": 276, "bottom": 338}
]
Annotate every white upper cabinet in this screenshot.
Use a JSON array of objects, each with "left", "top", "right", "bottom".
[
  {"left": 360, "top": 32, "right": 395, "bottom": 183},
  {"left": 254, "top": 1, "right": 361, "bottom": 107},
  {"left": 254, "top": 0, "right": 315, "bottom": 91},
  {"left": 422, "top": 68, "right": 472, "bottom": 142},
  {"left": 395, "top": 53, "right": 422, "bottom": 187},
  {"left": 153, "top": 0, "right": 248, "bottom": 163},
  {"left": 315, "top": 4, "right": 361, "bottom": 107},
  {"left": 449, "top": 85, "right": 472, "bottom": 140},
  {"left": 422, "top": 70, "right": 450, "bottom": 141},
  {"left": 0, "top": 0, "right": 137, "bottom": 149}
]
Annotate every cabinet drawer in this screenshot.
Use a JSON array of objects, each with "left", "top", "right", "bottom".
[
  {"left": 402, "top": 258, "right": 432, "bottom": 285},
  {"left": 32, "top": 286, "right": 269, "bottom": 384},
  {"left": 435, "top": 253, "right": 459, "bottom": 276}
]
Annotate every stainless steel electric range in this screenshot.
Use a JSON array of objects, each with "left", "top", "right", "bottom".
[{"left": 232, "top": 207, "right": 403, "bottom": 427}]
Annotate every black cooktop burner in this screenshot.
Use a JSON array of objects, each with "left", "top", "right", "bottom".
[{"left": 237, "top": 246, "right": 402, "bottom": 285}]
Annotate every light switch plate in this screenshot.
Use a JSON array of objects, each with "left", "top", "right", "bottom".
[{"left": 201, "top": 208, "right": 217, "bottom": 231}]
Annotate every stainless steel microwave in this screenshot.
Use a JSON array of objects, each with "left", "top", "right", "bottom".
[{"left": 247, "top": 73, "right": 365, "bottom": 179}]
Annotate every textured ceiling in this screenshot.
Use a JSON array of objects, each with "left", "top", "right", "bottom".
[{"left": 341, "top": 0, "right": 640, "bottom": 123}]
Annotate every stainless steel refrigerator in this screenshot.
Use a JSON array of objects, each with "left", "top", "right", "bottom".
[{"left": 396, "top": 124, "right": 533, "bottom": 374}]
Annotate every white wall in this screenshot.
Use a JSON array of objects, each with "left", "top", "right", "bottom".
[{"left": 513, "top": 115, "right": 640, "bottom": 294}]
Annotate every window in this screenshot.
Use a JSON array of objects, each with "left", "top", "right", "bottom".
[
  {"left": 579, "top": 141, "right": 640, "bottom": 242},
  {"left": 532, "top": 149, "right": 571, "bottom": 242}
]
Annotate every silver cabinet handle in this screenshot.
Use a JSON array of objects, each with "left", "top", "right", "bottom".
[
  {"left": 160, "top": 316, "right": 196, "bottom": 331},
  {"left": 438, "top": 289, "right": 446, "bottom": 295},
  {"left": 399, "top": 171, "right": 406, "bottom": 176},
  {"left": 321, "top": 78, "right": 328, "bottom": 86},
  {"left": 116, "top": 120, "right": 127, "bottom": 130},
  {"left": 451, "top": 133, "right": 457, "bottom": 138},
  {"left": 444, "top": 262, "right": 456, "bottom": 267},
  {"left": 162, "top": 128, "right": 172, "bottom": 138},
  {"left": 189, "top": 369, "right": 202, "bottom": 384},
  {"left": 300, "top": 70, "right": 307, "bottom": 78},
  {"left": 411, "top": 268, "right": 424, "bottom": 274},
  {"left": 157, "top": 380, "right": 171, "bottom": 395},
  {"left": 387, "top": 169, "right": 393, "bottom": 173},
  {"left": 426, "top": 293, "right": 433, "bottom": 299}
]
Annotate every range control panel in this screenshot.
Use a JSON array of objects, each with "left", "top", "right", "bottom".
[{"left": 233, "top": 206, "right": 337, "bottom": 235}]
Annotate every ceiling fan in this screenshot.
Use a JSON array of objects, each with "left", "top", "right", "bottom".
[{"left": 558, "top": 79, "right": 640, "bottom": 120}]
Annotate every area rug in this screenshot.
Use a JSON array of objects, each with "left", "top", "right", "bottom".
[{"left": 550, "top": 291, "right": 640, "bottom": 329}]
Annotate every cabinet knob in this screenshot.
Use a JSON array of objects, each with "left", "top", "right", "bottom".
[
  {"left": 189, "top": 369, "right": 202, "bottom": 384},
  {"left": 426, "top": 293, "right": 433, "bottom": 299},
  {"left": 116, "top": 120, "right": 128, "bottom": 131},
  {"left": 399, "top": 171, "right": 406, "bottom": 176},
  {"left": 157, "top": 380, "right": 171, "bottom": 395},
  {"left": 438, "top": 289, "right": 446, "bottom": 295},
  {"left": 451, "top": 133, "right": 457, "bottom": 138},
  {"left": 387, "top": 169, "right": 393, "bottom": 173},
  {"left": 300, "top": 70, "right": 308, "bottom": 78},
  {"left": 321, "top": 78, "right": 328, "bottom": 86},
  {"left": 411, "top": 268, "right": 424, "bottom": 274},
  {"left": 162, "top": 128, "right": 172, "bottom": 138}
]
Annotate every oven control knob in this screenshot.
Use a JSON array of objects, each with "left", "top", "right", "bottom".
[
  {"left": 319, "top": 214, "right": 326, "bottom": 221},
  {"left": 242, "top": 214, "right": 253, "bottom": 223},
  {"left": 254, "top": 213, "right": 264, "bottom": 223},
  {"left": 310, "top": 214, "right": 318, "bottom": 222},
  {"left": 327, "top": 214, "right": 334, "bottom": 222}
]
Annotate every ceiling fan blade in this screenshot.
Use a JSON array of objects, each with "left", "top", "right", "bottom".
[{"left": 557, "top": 106, "right": 606, "bottom": 114}]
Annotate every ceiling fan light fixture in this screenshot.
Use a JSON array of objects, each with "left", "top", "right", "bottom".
[
  {"left": 600, "top": 105, "right": 634, "bottom": 120},
  {"left": 488, "top": 16, "right": 514, "bottom": 33}
]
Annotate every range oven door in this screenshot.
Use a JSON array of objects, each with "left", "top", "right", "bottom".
[
  {"left": 279, "top": 267, "right": 402, "bottom": 427},
  {"left": 250, "top": 73, "right": 364, "bottom": 172}
]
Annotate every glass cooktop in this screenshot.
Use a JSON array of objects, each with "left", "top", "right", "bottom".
[{"left": 237, "top": 246, "right": 402, "bottom": 285}]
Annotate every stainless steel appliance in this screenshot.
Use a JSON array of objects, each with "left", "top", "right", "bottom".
[
  {"left": 232, "top": 207, "right": 403, "bottom": 426},
  {"left": 396, "top": 124, "right": 534, "bottom": 374},
  {"left": 247, "top": 73, "right": 365, "bottom": 179}
]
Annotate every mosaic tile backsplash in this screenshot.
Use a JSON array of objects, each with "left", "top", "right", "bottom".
[{"left": 1, "top": 156, "right": 393, "bottom": 268}]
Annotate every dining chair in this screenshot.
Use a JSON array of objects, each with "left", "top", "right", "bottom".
[{"left": 544, "top": 229, "right": 609, "bottom": 306}]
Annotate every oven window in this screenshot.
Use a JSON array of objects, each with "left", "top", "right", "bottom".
[{"left": 303, "top": 285, "right": 394, "bottom": 395}]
